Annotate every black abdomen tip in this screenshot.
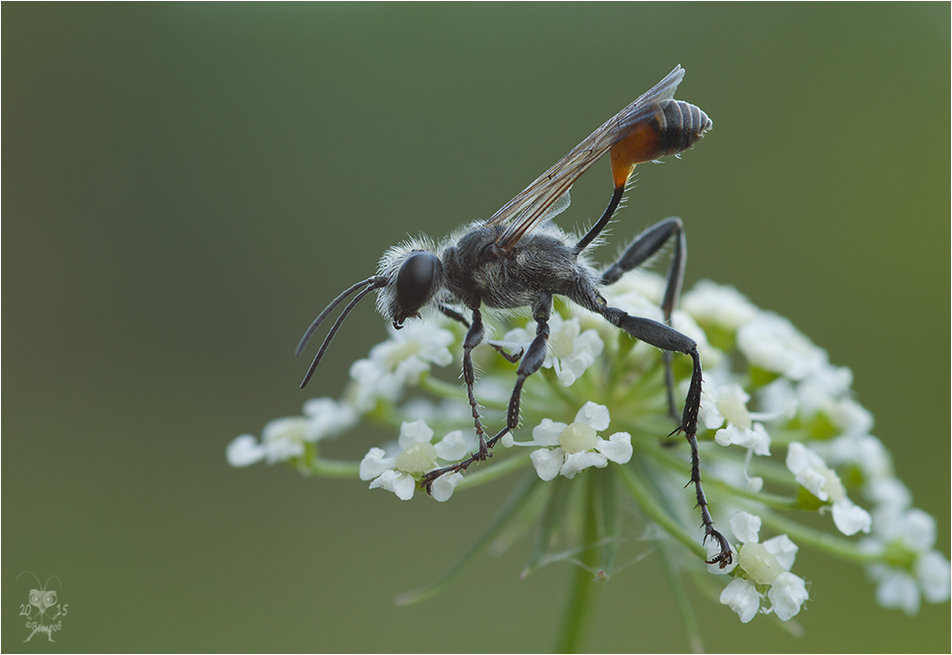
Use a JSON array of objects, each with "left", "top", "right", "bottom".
[{"left": 661, "top": 100, "right": 712, "bottom": 156}]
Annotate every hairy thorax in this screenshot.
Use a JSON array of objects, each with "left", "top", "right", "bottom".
[{"left": 441, "top": 224, "right": 591, "bottom": 310}]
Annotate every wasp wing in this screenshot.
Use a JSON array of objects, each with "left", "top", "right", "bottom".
[{"left": 485, "top": 65, "right": 685, "bottom": 252}]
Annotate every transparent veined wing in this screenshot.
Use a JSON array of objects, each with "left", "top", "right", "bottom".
[{"left": 485, "top": 65, "right": 686, "bottom": 253}]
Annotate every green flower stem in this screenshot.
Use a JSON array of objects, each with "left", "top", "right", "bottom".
[
  {"left": 541, "top": 368, "right": 584, "bottom": 411},
  {"left": 763, "top": 428, "right": 815, "bottom": 446},
  {"left": 417, "top": 374, "right": 508, "bottom": 411},
  {"left": 456, "top": 451, "right": 530, "bottom": 490},
  {"left": 637, "top": 437, "right": 799, "bottom": 493},
  {"left": 623, "top": 418, "right": 675, "bottom": 438},
  {"left": 659, "top": 540, "right": 704, "bottom": 654},
  {"left": 606, "top": 335, "right": 636, "bottom": 389},
  {"left": 394, "top": 473, "right": 541, "bottom": 606},
  {"left": 307, "top": 457, "right": 360, "bottom": 478},
  {"left": 617, "top": 462, "right": 706, "bottom": 560},
  {"left": 300, "top": 444, "right": 360, "bottom": 478},
  {"left": 704, "top": 477, "right": 801, "bottom": 511},
  {"left": 556, "top": 472, "right": 602, "bottom": 653},
  {"left": 595, "top": 468, "right": 619, "bottom": 580},
  {"left": 612, "top": 357, "right": 664, "bottom": 398},
  {"left": 524, "top": 477, "right": 574, "bottom": 577},
  {"left": 745, "top": 458, "right": 805, "bottom": 487},
  {"left": 754, "top": 506, "right": 883, "bottom": 565}
]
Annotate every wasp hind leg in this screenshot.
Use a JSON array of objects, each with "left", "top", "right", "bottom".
[
  {"left": 601, "top": 216, "right": 686, "bottom": 421},
  {"left": 589, "top": 301, "right": 732, "bottom": 567}
]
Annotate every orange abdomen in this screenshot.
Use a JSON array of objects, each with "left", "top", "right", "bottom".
[{"left": 610, "top": 100, "right": 712, "bottom": 189}]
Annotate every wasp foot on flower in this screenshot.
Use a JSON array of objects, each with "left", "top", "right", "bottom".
[
  {"left": 420, "top": 456, "right": 480, "bottom": 496},
  {"left": 705, "top": 528, "right": 734, "bottom": 568},
  {"left": 420, "top": 421, "right": 516, "bottom": 494}
]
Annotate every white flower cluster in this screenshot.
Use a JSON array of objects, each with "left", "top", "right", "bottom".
[
  {"left": 359, "top": 420, "right": 475, "bottom": 502},
  {"left": 228, "top": 272, "right": 950, "bottom": 627},
  {"left": 348, "top": 322, "right": 455, "bottom": 410},
  {"left": 863, "top": 507, "right": 950, "bottom": 615},
  {"left": 786, "top": 441, "right": 871, "bottom": 536},
  {"left": 505, "top": 401, "right": 632, "bottom": 480},
  {"left": 679, "top": 281, "right": 949, "bottom": 619},
  {"left": 715, "top": 512, "right": 808, "bottom": 623},
  {"left": 227, "top": 397, "right": 357, "bottom": 467},
  {"left": 494, "top": 313, "right": 604, "bottom": 386}
]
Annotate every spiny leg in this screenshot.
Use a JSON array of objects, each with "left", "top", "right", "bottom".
[
  {"left": 594, "top": 303, "right": 732, "bottom": 567},
  {"left": 422, "top": 295, "right": 552, "bottom": 493},
  {"left": 458, "top": 308, "right": 490, "bottom": 458},
  {"left": 600, "top": 217, "right": 687, "bottom": 420}
]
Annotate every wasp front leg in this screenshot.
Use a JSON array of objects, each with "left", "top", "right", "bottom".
[
  {"left": 422, "top": 296, "right": 551, "bottom": 494},
  {"left": 458, "top": 308, "right": 490, "bottom": 459}
]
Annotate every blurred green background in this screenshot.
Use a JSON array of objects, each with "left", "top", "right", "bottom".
[{"left": 3, "top": 3, "right": 949, "bottom": 652}]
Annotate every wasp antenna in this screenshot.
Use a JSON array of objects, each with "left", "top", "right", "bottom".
[
  {"left": 299, "top": 278, "right": 385, "bottom": 388},
  {"left": 295, "top": 276, "right": 385, "bottom": 357}
]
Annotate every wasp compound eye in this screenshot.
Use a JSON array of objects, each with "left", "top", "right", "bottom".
[{"left": 396, "top": 251, "right": 442, "bottom": 316}]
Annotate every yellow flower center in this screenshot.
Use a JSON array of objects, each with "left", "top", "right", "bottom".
[
  {"left": 559, "top": 422, "right": 598, "bottom": 454},
  {"left": 739, "top": 542, "right": 783, "bottom": 585},
  {"left": 395, "top": 442, "right": 438, "bottom": 474}
]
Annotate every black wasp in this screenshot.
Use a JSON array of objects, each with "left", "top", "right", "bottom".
[{"left": 297, "top": 65, "right": 732, "bottom": 567}]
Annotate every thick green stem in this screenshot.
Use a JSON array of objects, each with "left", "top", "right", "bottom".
[
  {"left": 617, "top": 463, "right": 706, "bottom": 560},
  {"left": 659, "top": 542, "right": 704, "bottom": 653},
  {"left": 556, "top": 473, "right": 602, "bottom": 653}
]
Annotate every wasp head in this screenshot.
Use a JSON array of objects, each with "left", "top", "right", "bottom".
[
  {"left": 295, "top": 239, "right": 444, "bottom": 389},
  {"left": 377, "top": 242, "right": 444, "bottom": 329}
]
